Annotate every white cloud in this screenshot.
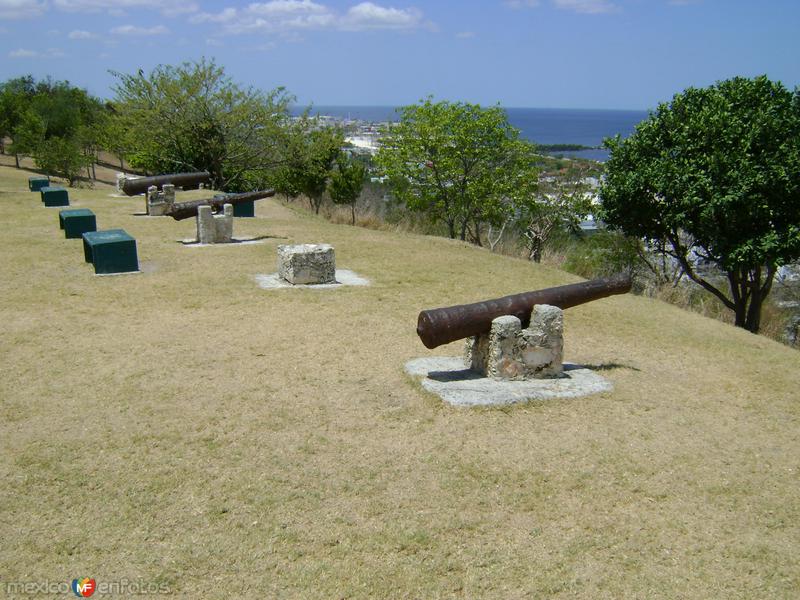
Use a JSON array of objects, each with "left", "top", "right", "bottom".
[
  {"left": 68, "top": 29, "right": 97, "bottom": 39},
  {"left": 190, "top": 7, "right": 238, "bottom": 23},
  {"left": 553, "top": 0, "right": 618, "bottom": 14},
  {"left": 9, "top": 47, "right": 65, "bottom": 58},
  {"left": 504, "top": 0, "right": 540, "bottom": 8},
  {"left": 53, "top": 0, "right": 197, "bottom": 17},
  {"left": 191, "top": 1, "right": 429, "bottom": 34},
  {"left": 340, "top": 2, "right": 423, "bottom": 30},
  {"left": 455, "top": 31, "right": 475, "bottom": 39},
  {"left": 0, "top": 0, "right": 46, "bottom": 19},
  {"left": 110, "top": 24, "right": 169, "bottom": 35}
]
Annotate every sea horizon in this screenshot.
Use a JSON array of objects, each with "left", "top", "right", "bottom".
[{"left": 290, "top": 105, "right": 649, "bottom": 162}]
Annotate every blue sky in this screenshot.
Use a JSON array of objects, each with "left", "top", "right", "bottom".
[{"left": 1, "top": 0, "right": 798, "bottom": 109}]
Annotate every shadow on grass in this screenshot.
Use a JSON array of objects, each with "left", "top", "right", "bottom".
[
  {"left": 582, "top": 362, "right": 641, "bottom": 372},
  {"left": 178, "top": 234, "right": 287, "bottom": 246}
]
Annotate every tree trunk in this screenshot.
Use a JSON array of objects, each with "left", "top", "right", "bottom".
[
  {"left": 14, "top": 153, "right": 20, "bottom": 168},
  {"left": 727, "top": 265, "right": 775, "bottom": 334},
  {"left": 91, "top": 161, "right": 96, "bottom": 180},
  {"left": 446, "top": 219, "right": 456, "bottom": 239},
  {"left": 350, "top": 204, "right": 356, "bottom": 225}
]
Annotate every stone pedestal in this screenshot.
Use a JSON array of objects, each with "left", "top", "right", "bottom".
[
  {"left": 146, "top": 184, "right": 175, "bottom": 216},
  {"left": 465, "top": 304, "right": 564, "bottom": 380},
  {"left": 196, "top": 203, "right": 233, "bottom": 244},
  {"left": 277, "top": 244, "right": 336, "bottom": 285}
]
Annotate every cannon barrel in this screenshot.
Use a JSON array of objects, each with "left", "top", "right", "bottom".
[
  {"left": 121, "top": 171, "right": 211, "bottom": 196},
  {"left": 416, "top": 275, "right": 632, "bottom": 349},
  {"left": 166, "top": 189, "right": 275, "bottom": 221}
]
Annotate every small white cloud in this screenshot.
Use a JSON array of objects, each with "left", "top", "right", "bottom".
[
  {"left": 205, "top": 37, "right": 223, "bottom": 47},
  {"left": 191, "top": 1, "right": 432, "bottom": 34},
  {"left": 0, "top": 0, "right": 46, "bottom": 19},
  {"left": 190, "top": 7, "right": 238, "bottom": 24},
  {"left": 505, "top": 0, "right": 541, "bottom": 8},
  {"left": 110, "top": 24, "right": 170, "bottom": 35},
  {"left": 553, "top": 0, "right": 618, "bottom": 14},
  {"left": 9, "top": 48, "right": 39, "bottom": 58},
  {"left": 68, "top": 29, "right": 97, "bottom": 39},
  {"left": 9, "top": 47, "right": 65, "bottom": 58},
  {"left": 340, "top": 2, "right": 423, "bottom": 31},
  {"left": 455, "top": 31, "right": 475, "bottom": 39},
  {"left": 53, "top": 0, "right": 197, "bottom": 17}
]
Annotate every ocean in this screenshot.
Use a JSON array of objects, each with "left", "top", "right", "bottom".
[{"left": 291, "top": 105, "right": 649, "bottom": 162}]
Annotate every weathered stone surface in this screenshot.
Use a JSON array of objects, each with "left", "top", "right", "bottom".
[
  {"left": 147, "top": 183, "right": 176, "bottom": 216},
  {"left": 405, "top": 357, "right": 612, "bottom": 407},
  {"left": 277, "top": 244, "right": 336, "bottom": 285},
  {"left": 465, "top": 304, "right": 564, "bottom": 380},
  {"left": 196, "top": 203, "right": 234, "bottom": 244}
]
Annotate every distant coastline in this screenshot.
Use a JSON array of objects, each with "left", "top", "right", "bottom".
[{"left": 291, "top": 105, "right": 648, "bottom": 162}]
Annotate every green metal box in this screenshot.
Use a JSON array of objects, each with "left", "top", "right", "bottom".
[
  {"left": 233, "top": 201, "right": 255, "bottom": 217},
  {"left": 82, "top": 229, "right": 139, "bottom": 275},
  {"left": 40, "top": 186, "right": 69, "bottom": 207},
  {"left": 29, "top": 176, "right": 50, "bottom": 191},
  {"left": 214, "top": 193, "right": 254, "bottom": 217},
  {"left": 59, "top": 209, "right": 96, "bottom": 239}
]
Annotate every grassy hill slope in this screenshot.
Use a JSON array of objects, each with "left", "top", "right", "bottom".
[{"left": 0, "top": 165, "right": 798, "bottom": 598}]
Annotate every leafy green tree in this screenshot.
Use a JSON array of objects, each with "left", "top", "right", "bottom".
[
  {"left": 376, "top": 98, "right": 538, "bottom": 244},
  {"left": 33, "top": 136, "right": 93, "bottom": 185},
  {"left": 0, "top": 76, "right": 36, "bottom": 166},
  {"left": 8, "top": 109, "right": 45, "bottom": 161},
  {"left": 1, "top": 76, "right": 105, "bottom": 183},
  {"left": 274, "top": 120, "right": 343, "bottom": 214},
  {"left": 111, "top": 58, "right": 292, "bottom": 191},
  {"left": 329, "top": 154, "right": 367, "bottom": 224},
  {"left": 601, "top": 76, "right": 800, "bottom": 333},
  {"left": 517, "top": 170, "right": 593, "bottom": 262}
]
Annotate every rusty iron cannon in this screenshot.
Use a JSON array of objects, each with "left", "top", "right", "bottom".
[
  {"left": 416, "top": 275, "right": 632, "bottom": 349},
  {"left": 121, "top": 171, "right": 211, "bottom": 196},
  {"left": 165, "top": 189, "right": 275, "bottom": 221}
]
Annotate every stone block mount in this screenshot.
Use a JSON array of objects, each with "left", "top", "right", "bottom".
[
  {"left": 196, "top": 203, "right": 233, "bottom": 244},
  {"left": 465, "top": 304, "right": 564, "bottom": 380},
  {"left": 277, "top": 244, "right": 336, "bottom": 285}
]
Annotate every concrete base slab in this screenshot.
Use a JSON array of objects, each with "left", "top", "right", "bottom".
[
  {"left": 94, "top": 270, "right": 143, "bottom": 277},
  {"left": 255, "top": 269, "right": 369, "bottom": 289},
  {"left": 405, "top": 356, "right": 612, "bottom": 407}
]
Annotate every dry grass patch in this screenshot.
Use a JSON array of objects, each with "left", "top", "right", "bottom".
[{"left": 0, "top": 164, "right": 799, "bottom": 598}]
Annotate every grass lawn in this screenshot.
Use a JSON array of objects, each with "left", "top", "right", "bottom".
[{"left": 1, "top": 164, "right": 798, "bottom": 598}]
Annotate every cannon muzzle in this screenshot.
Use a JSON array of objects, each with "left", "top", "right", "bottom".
[{"left": 416, "top": 275, "right": 632, "bottom": 349}]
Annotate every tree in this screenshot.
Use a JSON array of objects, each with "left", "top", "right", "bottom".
[
  {"left": 111, "top": 58, "right": 292, "bottom": 191},
  {"left": 273, "top": 119, "right": 343, "bottom": 214},
  {"left": 0, "top": 76, "right": 36, "bottom": 166},
  {"left": 601, "top": 76, "right": 800, "bottom": 333},
  {"left": 33, "top": 136, "right": 93, "bottom": 185},
  {"left": 8, "top": 109, "right": 45, "bottom": 162},
  {"left": 329, "top": 153, "right": 367, "bottom": 224},
  {"left": 1, "top": 76, "right": 106, "bottom": 183},
  {"left": 376, "top": 98, "right": 538, "bottom": 243},
  {"left": 517, "top": 170, "right": 593, "bottom": 262}
]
